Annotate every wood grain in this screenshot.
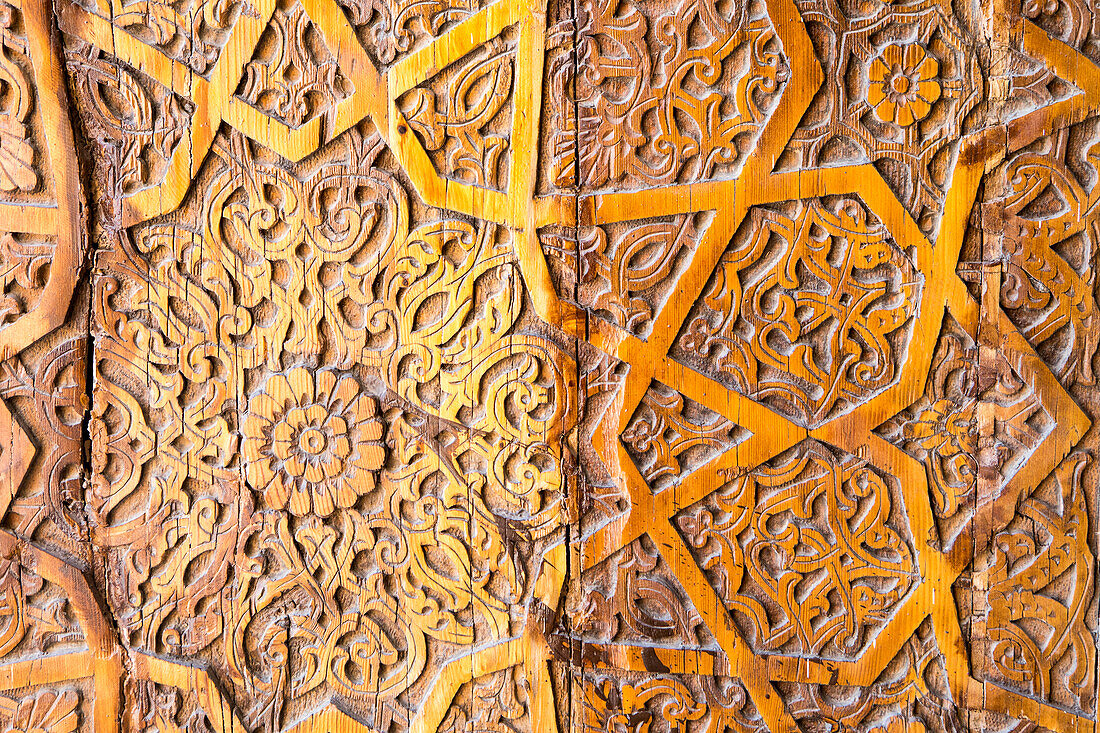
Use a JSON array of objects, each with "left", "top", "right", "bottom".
[{"left": 0, "top": 0, "right": 1095, "bottom": 729}]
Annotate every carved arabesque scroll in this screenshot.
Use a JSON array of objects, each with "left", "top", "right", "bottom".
[{"left": 0, "top": 0, "right": 1096, "bottom": 730}]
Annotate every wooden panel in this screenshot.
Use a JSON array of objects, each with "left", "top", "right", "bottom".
[{"left": 0, "top": 0, "right": 1096, "bottom": 729}]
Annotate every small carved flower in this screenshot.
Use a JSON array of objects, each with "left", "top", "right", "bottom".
[
  {"left": 679, "top": 318, "right": 713, "bottom": 353},
  {"left": 243, "top": 367, "right": 385, "bottom": 516},
  {"left": 0, "top": 114, "right": 36, "bottom": 192},
  {"left": 867, "top": 44, "right": 942, "bottom": 127}
]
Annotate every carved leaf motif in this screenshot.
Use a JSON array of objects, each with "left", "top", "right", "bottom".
[
  {"left": 674, "top": 197, "right": 922, "bottom": 427},
  {"left": 569, "top": 536, "right": 712, "bottom": 648},
  {"left": 337, "top": 0, "right": 482, "bottom": 66},
  {"left": 110, "top": 0, "right": 250, "bottom": 76},
  {"left": 127, "top": 681, "right": 218, "bottom": 733},
  {"left": 0, "top": 3, "right": 36, "bottom": 194},
  {"left": 66, "top": 42, "right": 193, "bottom": 196},
  {"left": 439, "top": 666, "right": 531, "bottom": 733},
  {"left": 990, "top": 127, "right": 1100, "bottom": 389},
  {"left": 621, "top": 380, "right": 748, "bottom": 493},
  {"left": 0, "top": 689, "right": 81, "bottom": 733},
  {"left": 0, "top": 232, "right": 53, "bottom": 325},
  {"left": 234, "top": 1, "right": 353, "bottom": 128},
  {"left": 399, "top": 28, "right": 515, "bottom": 190},
  {"left": 0, "top": 559, "right": 82, "bottom": 659},
  {"left": 965, "top": 452, "right": 1097, "bottom": 713},
  {"left": 540, "top": 213, "right": 711, "bottom": 337},
  {"left": 581, "top": 672, "right": 766, "bottom": 733},
  {"left": 583, "top": 676, "right": 704, "bottom": 733}
]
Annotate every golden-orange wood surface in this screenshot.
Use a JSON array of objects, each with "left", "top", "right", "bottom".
[{"left": 0, "top": 0, "right": 1097, "bottom": 729}]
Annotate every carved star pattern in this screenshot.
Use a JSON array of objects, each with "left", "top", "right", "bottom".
[{"left": 0, "top": 0, "right": 1097, "bottom": 728}]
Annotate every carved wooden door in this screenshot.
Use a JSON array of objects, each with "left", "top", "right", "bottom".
[{"left": 0, "top": 0, "right": 1097, "bottom": 729}]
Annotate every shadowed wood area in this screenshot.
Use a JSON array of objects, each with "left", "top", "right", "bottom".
[{"left": 0, "top": 0, "right": 1096, "bottom": 729}]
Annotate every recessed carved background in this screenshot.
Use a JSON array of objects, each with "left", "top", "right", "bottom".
[{"left": 0, "top": 0, "right": 1097, "bottom": 729}]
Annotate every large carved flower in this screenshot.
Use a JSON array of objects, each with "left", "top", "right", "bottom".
[
  {"left": 867, "top": 44, "right": 942, "bottom": 127},
  {"left": 243, "top": 367, "right": 385, "bottom": 516}
]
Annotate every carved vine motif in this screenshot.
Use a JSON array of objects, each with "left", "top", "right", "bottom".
[
  {"left": 779, "top": 620, "right": 958, "bottom": 733},
  {"left": 336, "top": 0, "right": 484, "bottom": 67},
  {"left": 235, "top": 1, "right": 353, "bottom": 128},
  {"left": 580, "top": 671, "right": 767, "bottom": 733},
  {"left": 438, "top": 666, "right": 531, "bottom": 733},
  {"left": 962, "top": 452, "right": 1097, "bottom": 715},
  {"left": 542, "top": 0, "right": 789, "bottom": 191},
  {"left": 582, "top": 675, "right": 706, "bottom": 733},
  {"left": 91, "top": 126, "right": 575, "bottom": 726},
  {"left": 540, "top": 213, "right": 711, "bottom": 338},
  {"left": 673, "top": 197, "right": 922, "bottom": 427},
  {"left": 975, "top": 122, "right": 1100, "bottom": 390},
  {"left": 877, "top": 316, "right": 1052, "bottom": 549},
  {"left": 65, "top": 42, "right": 193, "bottom": 197},
  {"left": 568, "top": 536, "right": 712, "bottom": 649},
  {"left": 621, "top": 380, "right": 748, "bottom": 494},
  {"left": 783, "top": 0, "right": 982, "bottom": 235},
  {"left": 104, "top": 0, "right": 251, "bottom": 76},
  {"left": 399, "top": 26, "right": 515, "bottom": 191},
  {"left": 127, "top": 681, "right": 218, "bottom": 733},
  {"left": 0, "top": 558, "right": 82, "bottom": 660},
  {"left": 0, "top": 2, "right": 38, "bottom": 197},
  {"left": 677, "top": 440, "right": 917, "bottom": 660}
]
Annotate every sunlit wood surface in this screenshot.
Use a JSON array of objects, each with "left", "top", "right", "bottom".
[{"left": 0, "top": 0, "right": 1097, "bottom": 728}]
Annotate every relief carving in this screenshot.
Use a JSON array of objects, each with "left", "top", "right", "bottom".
[{"left": 0, "top": 0, "right": 1093, "bottom": 730}]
